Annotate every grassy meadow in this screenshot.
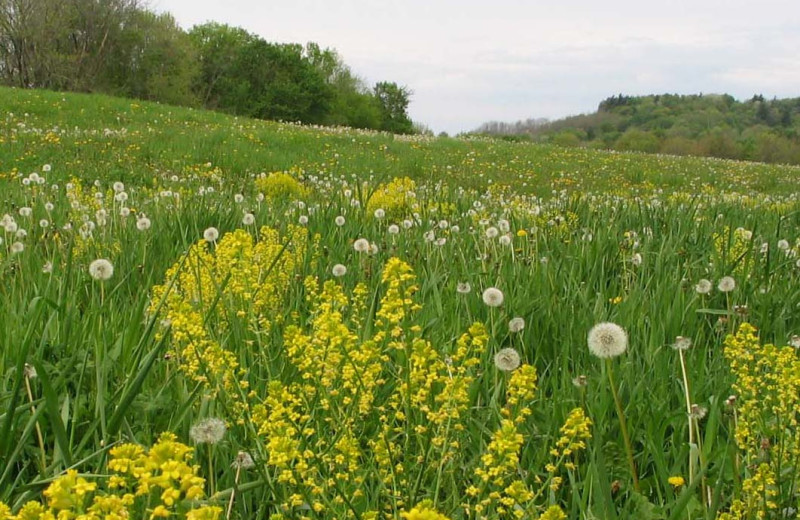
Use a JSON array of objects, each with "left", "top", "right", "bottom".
[{"left": 1, "top": 86, "right": 800, "bottom": 520}]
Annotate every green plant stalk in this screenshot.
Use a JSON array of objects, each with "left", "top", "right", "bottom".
[
  {"left": 226, "top": 464, "right": 241, "bottom": 520},
  {"left": 678, "top": 349, "right": 695, "bottom": 485},
  {"left": 606, "top": 358, "right": 640, "bottom": 492},
  {"left": 24, "top": 373, "right": 47, "bottom": 472}
]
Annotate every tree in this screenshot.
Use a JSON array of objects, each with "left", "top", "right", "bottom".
[
  {"left": 100, "top": 11, "right": 198, "bottom": 105},
  {"left": 188, "top": 23, "right": 255, "bottom": 108},
  {"left": 374, "top": 81, "right": 413, "bottom": 134}
]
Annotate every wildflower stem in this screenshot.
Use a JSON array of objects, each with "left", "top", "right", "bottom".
[
  {"left": 208, "top": 444, "right": 215, "bottom": 495},
  {"left": 226, "top": 464, "right": 241, "bottom": 520},
  {"left": 24, "top": 371, "right": 47, "bottom": 471},
  {"left": 678, "top": 349, "right": 695, "bottom": 485},
  {"left": 606, "top": 358, "right": 640, "bottom": 492}
]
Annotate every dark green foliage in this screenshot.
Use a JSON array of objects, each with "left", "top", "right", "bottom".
[
  {"left": 374, "top": 81, "right": 414, "bottom": 134},
  {"left": 0, "top": 1, "right": 414, "bottom": 132},
  {"left": 476, "top": 93, "right": 800, "bottom": 165}
]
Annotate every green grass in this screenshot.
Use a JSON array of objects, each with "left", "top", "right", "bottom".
[{"left": 1, "top": 86, "right": 799, "bottom": 520}]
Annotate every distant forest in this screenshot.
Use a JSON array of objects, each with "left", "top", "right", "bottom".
[
  {"left": 0, "top": 0, "right": 415, "bottom": 133},
  {"left": 475, "top": 94, "right": 800, "bottom": 165}
]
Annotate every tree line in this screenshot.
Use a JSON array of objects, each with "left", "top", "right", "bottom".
[
  {"left": 0, "top": 0, "right": 415, "bottom": 133},
  {"left": 475, "top": 93, "right": 800, "bottom": 165}
]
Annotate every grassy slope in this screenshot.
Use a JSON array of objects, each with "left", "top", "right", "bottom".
[{"left": 1, "top": 86, "right": 799, "bottom": 195}]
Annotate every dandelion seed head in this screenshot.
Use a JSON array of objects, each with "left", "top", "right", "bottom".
[
  {"left": 190, "top": 417, "right": 226, "bottom": 444},
  {"left": 718, "top": 276, "right": 736, "bottom": 293},
  {"left": 587, "top": 322, "right": 628, "bottom": 359},
  {"left": 136, "top": 217, "right": 151, "bottom": 231},
  {"left": 672, "top": 336, "right": 692, "bottom": 351},
  {"left": 23, "top": 363, "right": 37, "bottom": 379},
  {"left": 242, "top": 213, "right": 255, "bottom": 226},
  {"left": 88, "top": 259, "right": 114, "bottom": 281},
  {"left": 498, "top": 219, "right": 510, "bottom": 233},
  {"left": 572, "top": 375, "right": 588, "bottom": 388},
  {"left": 353, "top": 238, "right": 370, "bottom": 253},
  {"left": 494, "top": 348, "right": 521, "bottom": 372},
  {"left": 482, "top": 287, "right": 504, "bottom": 307},
  {"left": 332, "top": 264, "right": 347, "bottom": 277},
  {"left": 456, "top": 282, "right": 471, "bottom": 294},
  {"left": 508, "top": 317, "right": 525, "bottom": 333},
  {"left": 203, "top": 227, "right": 219, "bottom": 243},
  {"left": 388, "top": 224, "right": 399, "bottom": 234},
  {"left": 689, "top": 404, "right": 707, "bottom": 420},
  {"left": 232, "top": 451, "right": 254, "bottom": 469},
  {"left": 335, "top": 216, "right": 345, "bottom": 226},
  {"left": 695, "top": 279, "right": 712, "bottom": 295}
]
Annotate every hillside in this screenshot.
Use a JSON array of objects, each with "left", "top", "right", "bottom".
[
  {"left": 2, "top": 87, "right": 798, "bottom": 196},
  {"left": 2, "top": 87, "right": 800, "bottom": 519},
  {"left": 475, "top": 93, "right": 800, "bottom": 165}
]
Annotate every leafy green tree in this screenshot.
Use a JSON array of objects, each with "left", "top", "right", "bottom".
[
  {"left": 304, "top": 42, "right": 382, "bottom": 129},
  {"left": 374, "top": 81, "right": 413, "bottom": 134},
  {"left": 188, "top": 23, "right": 255, "bottom": 108},
  {"left": 101, "top": 11, "right": 198, "bottom": 106}
]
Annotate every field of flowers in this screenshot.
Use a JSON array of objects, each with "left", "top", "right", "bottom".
[{"left": 1, "top": 87, "right": 800, "bottom": 520}]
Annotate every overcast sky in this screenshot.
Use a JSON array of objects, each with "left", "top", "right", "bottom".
[{"left": 152, "top": 0, "right": 800, "bottom": 134}]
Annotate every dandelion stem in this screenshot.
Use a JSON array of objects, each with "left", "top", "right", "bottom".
[
  {"left": 208, "top": 443, "right": 215, "bottom": 495},
  {"left": 226, "top": 464, "right": 241, "bottom": 520},
  {"left": 24, "top": 371, "right": 47, "bottom": 471},
  {"left": 678, "top": 349, "right": 695, "bottom": 485},
  {"left": 606, "top": 358, "right": 640, "bottom": 492}
]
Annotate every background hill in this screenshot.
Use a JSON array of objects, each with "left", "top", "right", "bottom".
[
  {"left": 1, "top": 87, "right": 798, "bottom": 196},
  {"left": 474, "top": 93, "right": 800, "bottom": 165}
]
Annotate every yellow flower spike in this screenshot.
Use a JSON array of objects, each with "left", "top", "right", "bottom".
[
  {"left": 186, "top": 506, "right": 224, "bottom": 520},
  {"left": 400, "top": 500, "right": 451, "bottom": 520},
  {"left": 150, "top": 505, "right": 170, "bottom": 519}
]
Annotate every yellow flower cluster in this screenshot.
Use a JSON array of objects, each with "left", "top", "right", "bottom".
[
  {"left": 150, "top": 225, "right": 309, "bottom": 404},
  {"left": 255, "top": 170, "right": 308, "bottom": 200},
  {"left": 545, "top": 408, "right": 592, "bottom": 491},
  {"left": 0, "top": 434, "right": 221, "bottom": 520},
  {"left": 719, "top": 323, "right": 800, "bottom": 519},
  {"left": 366, "top": 176, "right": 418, "bottom": 219},
  {"left": 400, "top": 501, "right": 451, "bottom": 520},
  {"left": 375, "top": 257, "right": 422, "bottom": 337},
  {"left": 285, "top": 279, "right": 382, "bottom": 416},
  {"left": 470, "top": 419, "right": 529, "bottom": 516},
  {"left": 64, "top": 178, "right": 122, "bottom": 261},
  {"left": 537, "top": 505, "right": 567, "bottom": 520},
  {"left": 503, "top": 364, "right": 538, "bottom": 421},
  {"left": 712, "top": 226, "right": 752, "bottom": 278}
]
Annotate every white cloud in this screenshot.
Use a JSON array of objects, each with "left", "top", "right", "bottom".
[{"left": 153, "top": 0, "right": 800, "bottom": 133}]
